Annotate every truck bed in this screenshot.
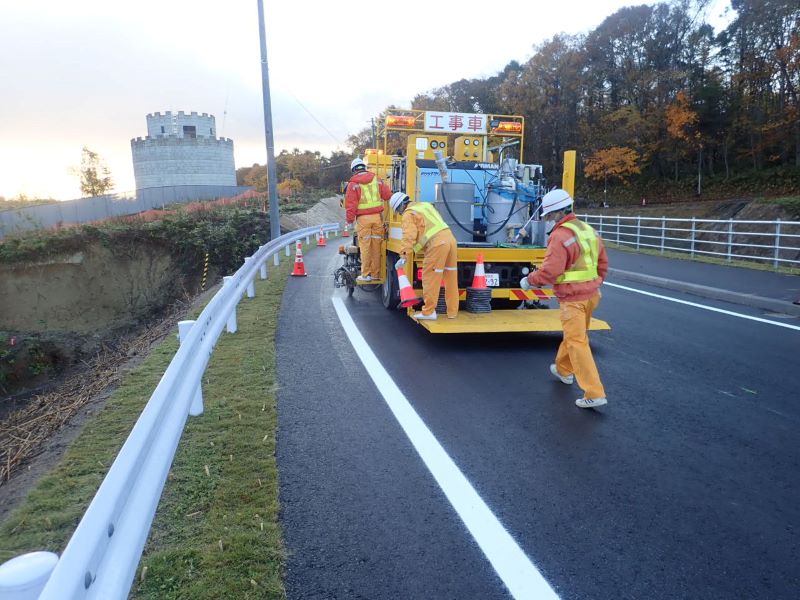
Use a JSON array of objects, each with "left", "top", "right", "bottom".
[{"left": 410, "top": 308, "right": 611, "bottom": 334}]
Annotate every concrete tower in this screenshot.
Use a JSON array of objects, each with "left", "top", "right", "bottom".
[{"left": 131, "top": 111, "right": 236, "bottom": 189}]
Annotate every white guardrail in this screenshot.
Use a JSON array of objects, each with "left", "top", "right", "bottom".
[
  {"left": 0, "top": 223, "right": 339, "bottom": 600},
  {"left": 578, "top": 214, "right": 800, "bottom": 268}
]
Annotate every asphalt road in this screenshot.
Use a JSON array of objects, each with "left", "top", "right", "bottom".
[{"left": 277, "top": 243, "right": 800, "bottom": 600}]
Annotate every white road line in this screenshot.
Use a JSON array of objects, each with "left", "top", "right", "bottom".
[
  {"left": 331, "top": 296, "right": 559, "bottom": 600},
  {"left": 604, "top": 282, "right": 800, "bottom": 332}
]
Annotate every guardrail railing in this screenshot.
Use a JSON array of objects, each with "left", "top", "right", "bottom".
[
  {"left": 0, "top": 223, "right": 340, "bottom": 600},
  {"left": 579, "top": 214, "right": 800, "bottom": 269}
]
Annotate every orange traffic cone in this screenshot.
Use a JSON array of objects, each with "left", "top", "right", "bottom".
[
  {"left": 471, "top": 253, "right": 487, "bottom": 288},
  {"left": 291, "top": 241, "right": 308, "bottom": 277},
  {"left": 342, "top": 222, "right": 349, "bottom": 238},
  {"left": 397, "top": 266, "right": 422, "bottom": 308},
  {"left": 317, "top": 227, "right": 327, "bottom": 247}
]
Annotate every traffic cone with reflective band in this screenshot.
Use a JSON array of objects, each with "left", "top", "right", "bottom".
[
  {"left": 471, "top": 253, "right": 487, "bottom": 288},
  {"left": 397, "top": 266, "right": 422, "bottom": 308},
  {"left": 342, "top": 222, "right": 349, "bottom": 238},
  {"left": 291, "top": 241, "right": 308, "bottom": 277},
  {"left": 317, "top": 227, "right": 327, "bottom": 247}
]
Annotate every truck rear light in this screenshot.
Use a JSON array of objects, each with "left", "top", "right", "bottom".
[
  {"left": 386, "top": 115, "right": 417, "bottom": 128},
  {"left": 417, "top": 268, "right": 423, "bottom": 281},
  {"left": 492, "top": 121, "right": 522, "bottom": 133}
]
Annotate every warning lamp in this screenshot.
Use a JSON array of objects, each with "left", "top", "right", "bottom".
[
  {"left": 416, "top": 268, "right": 423, "bottom": 281},
  {"left": 386, "top": 115, "right": 417, "bottom": 128},
  {"left": 492, "top": 121, "right": 522, "bottom": 133}
]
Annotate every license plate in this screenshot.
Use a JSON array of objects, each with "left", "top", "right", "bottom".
[{"left": 485, "top": 273, "right": 500, "bottom": 287}]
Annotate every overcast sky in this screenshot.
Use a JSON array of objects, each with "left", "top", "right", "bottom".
[{"left": 0, "top": 0, "right": 732, "bottom": 200}]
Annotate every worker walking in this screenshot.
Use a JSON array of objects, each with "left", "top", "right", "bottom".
[
  {"left": 389, "top": 192, "right": 459, "bottom": 321},
  {"left": 345, "top": 157, "right": 392, "bottom": 282},
  {"left": 520, "top": 189, "right": 609, "bottom": 408}
]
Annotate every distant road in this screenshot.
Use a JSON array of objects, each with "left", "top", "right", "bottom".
[{"left": 277, "top": 244, "right": 800, "bottom": 599}]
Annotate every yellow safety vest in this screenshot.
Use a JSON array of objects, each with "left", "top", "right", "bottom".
[
  {"left": 357, "top": 177, "right": 383, "bottom": 211},
  {"left": 408, "top": 202, "right": 449, "bottom": 252},
  {"left": 555, "top": 219, "right": 600, "bottom": 283}
]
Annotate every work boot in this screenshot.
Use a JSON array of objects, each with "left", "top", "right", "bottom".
[
  {"left": 356, "top": 275, "right": 373, "bottom": 282},
  {"left": 413, "top": 312, "right": 438, "bottom": 321},
  {"left": 549, "top": 364, "right": 574, "bottom": 385},
  {"left": 576, "top": 397, "right": 607, "bottom": 409}
]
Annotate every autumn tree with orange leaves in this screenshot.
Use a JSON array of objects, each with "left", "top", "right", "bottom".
[{"left": 584, "top": 147, "right": 641, "bottom": 203}]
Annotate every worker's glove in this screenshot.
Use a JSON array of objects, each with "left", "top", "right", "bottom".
[
  {"left": 519, "top": 276, "right": 532, "bottom": 290},
  {"left": 395, "top": 257, "right": 407, "bottom": 268}
]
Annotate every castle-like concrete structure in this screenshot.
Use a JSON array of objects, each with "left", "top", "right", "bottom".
[{"left": 131, "top": 111, "right": 236, "bottom": 189}]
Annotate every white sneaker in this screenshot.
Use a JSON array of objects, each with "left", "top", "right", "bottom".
[
  {"left": 356, "top": 275, "right": 373, "bottom": 282},
  {"left": 576, "top": 397, "right": 607, "bottom": 409},
  {"left": 413, "top": 312, "right": 438, "bottom": 321},
  {"left": 550, "top": 364, "right": 574, "bottom": 385}
]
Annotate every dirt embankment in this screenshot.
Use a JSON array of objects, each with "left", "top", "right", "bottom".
[{"left": 1, "top": 238, "right": 204, "bottom": 400}]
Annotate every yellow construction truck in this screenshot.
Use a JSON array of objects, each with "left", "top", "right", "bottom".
[{"left": 334, "top": 108, "right": 610, "bottom": 334}]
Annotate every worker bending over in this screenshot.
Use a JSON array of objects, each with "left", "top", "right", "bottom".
[
  {"left": 345, "top": 158, "right": 392, "bottom": 282},
  {"left": 521, "top": 189, "right": 609, "bottom": 409},
  {"left": 389, "top": 192, "right": 459, "bottom": 321}
]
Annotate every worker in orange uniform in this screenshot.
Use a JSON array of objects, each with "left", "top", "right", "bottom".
[
  {"left": 345, "top": 157, "right": 392, "bottom": 282},
  {"left": 389, "top": 192, "right": 459, "bottom": 321},
  {"left": 521, "top": 189, "right": 609, "bottom": 408}
]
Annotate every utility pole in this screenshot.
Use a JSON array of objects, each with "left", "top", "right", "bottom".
[
  {"left": 257, "top": 0, "right": 280, "bottom": 239},
  {"left": 371, "top": 118, "right": 376, "bottom": 149}
]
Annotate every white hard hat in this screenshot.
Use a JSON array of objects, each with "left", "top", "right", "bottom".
[
  {"left": 540, "top": 189, "right": 573, "bottom": 216},
  {"left": 389, "top": 192, "right": 409, "bottom": 213},
  {"left": 350, "top": 157, "right": 366, "bottom": 171}
]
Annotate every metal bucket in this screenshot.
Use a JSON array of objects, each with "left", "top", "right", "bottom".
[
  {"left": 484, "top": 191, "right": 518, "bottom": 245},
  {"left": 434, "top": 183, "right": 475, "bottom": 243}
]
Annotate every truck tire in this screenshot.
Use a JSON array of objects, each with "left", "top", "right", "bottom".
[{"left": 381, "top": 254, "right": 399, "bottom": 309}]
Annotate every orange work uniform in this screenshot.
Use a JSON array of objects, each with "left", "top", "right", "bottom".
[
  {"left": 526, "top": 214, "right": 609, "bottom": 399},
  {"left": 400, "top": 203, "right": 459, "bottom": 318},
  {"left": 345, "top": 171, "right": 392, "bottom": 279}
]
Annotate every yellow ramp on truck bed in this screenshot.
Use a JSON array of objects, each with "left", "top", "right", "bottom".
[{"left": 412, "top": 309, "right": 611, "bottom": 334}]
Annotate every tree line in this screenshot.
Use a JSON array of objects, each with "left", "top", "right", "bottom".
[{"left": 248, "top": 0, "right": 800, "bottom": 203}]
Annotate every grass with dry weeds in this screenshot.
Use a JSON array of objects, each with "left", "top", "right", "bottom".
[{"left": 0, "top": 257, "right": 293, "bottom": 600}]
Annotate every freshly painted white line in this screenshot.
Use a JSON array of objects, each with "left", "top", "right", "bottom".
[
  {"left": 604, "top": 282, "right": 800, "bottom": 332},
  {"left": 331, "top": 296, "right": 559, "bottom": 600}
]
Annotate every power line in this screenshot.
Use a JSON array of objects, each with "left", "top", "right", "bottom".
[{"left": 288, "top": 91, "right": 346, "bottom": 147}]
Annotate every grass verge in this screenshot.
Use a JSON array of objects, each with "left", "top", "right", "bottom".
[{"left": 0, "top": 257, "right": 293, "bottom": 600}]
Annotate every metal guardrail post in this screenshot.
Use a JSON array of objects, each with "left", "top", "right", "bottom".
[
  {"left": 259, "top": 260, "right": 268, "bottom": 280},
  {"left": 305, "top": 235, "right": 310, "bottom": 245},
  {"left": 636, "top": 217, "right": 641, "bottom": 249},
  {"left": 243, "top": 258, "right": 256, "bottom": 298},
  {"left": 616, "top": 216, "right": 620, "bottom": 244},
  {"left": 727, "top": 220, "right": 734, "bottom": 262},
  {"left": 273, "top": 252, "right": 280, "bottom": 267},
  {"left": 285, "top": 245, "right": 290, "bottom": 257},
  {"left": 222, "top": 276, "right": 238, "bottom": 333},
  {"left": 661, "top": 217, "right": 665, "bottom": 254},
  {"left": 177, "top": 321, "right": 204, "bottom": 417},
  {"left": 599, "top": 215, "right": 604, "bottom": 237},
  {"left": 774, "top": 218, "right": 781, "bottom": 269},
  {"left": 0, "top": 551, "right": 59, "bottom": 600},
  {"left": 690, "top": 217, "right": 696, "bottom": 257}
]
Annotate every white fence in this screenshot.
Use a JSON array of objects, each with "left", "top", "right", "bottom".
[
  {"left": 0, "top": 224, "right": 339, "bottom": 600},
  {"left": 579, "top": 214, "right": 800, "bottom": 269},
  {"left": 0, "top": 185, "right": 253, "bottom": 239}
]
